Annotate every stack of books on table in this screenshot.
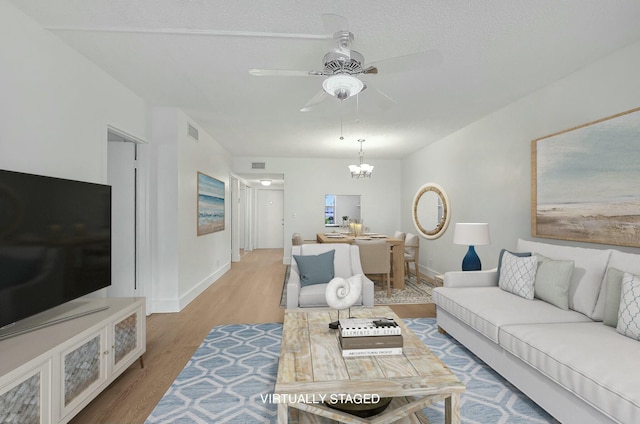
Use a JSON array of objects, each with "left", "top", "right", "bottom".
[{"left": 338, "top": 318, "right": 403, "bottom": 357}]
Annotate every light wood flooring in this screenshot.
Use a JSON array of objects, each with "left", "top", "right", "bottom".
[{"left": 70, "top": 248, "right": 435, "bottom": 424}]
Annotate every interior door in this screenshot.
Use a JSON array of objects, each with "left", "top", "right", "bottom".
[
  {"left": 256, "top": 189, "right": 284, "bottom": 248},
  {"left": 107, "top": 141, "right": 137, "bottom": 297}
]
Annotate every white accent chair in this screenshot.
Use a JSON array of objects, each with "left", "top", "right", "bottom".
[{"left": 287, "top": 243, "right": 375, "bottom": 309}]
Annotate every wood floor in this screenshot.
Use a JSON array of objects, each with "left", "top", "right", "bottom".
[{"left": 70, "top": 248, "right": 436, "bottom": 424}]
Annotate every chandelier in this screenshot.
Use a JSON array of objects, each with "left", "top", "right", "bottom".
[{"left": 348, "top": 139, "right": 374, "bottom": 178}]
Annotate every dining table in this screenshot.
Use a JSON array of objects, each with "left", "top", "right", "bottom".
[{"left": 316, "top": 232, "right": 406, "bottom": 289}]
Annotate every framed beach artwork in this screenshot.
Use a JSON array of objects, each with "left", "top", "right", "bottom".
[
  {"left": 532, "top": 107, "right": 640, "bottom": 247},
  {"left": 197, "top": 172, "right": 225, "bottom": 235}
]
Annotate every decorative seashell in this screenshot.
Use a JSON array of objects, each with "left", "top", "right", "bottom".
[{"left": 325, "top": 274, "right": 363, "bottom": 310}]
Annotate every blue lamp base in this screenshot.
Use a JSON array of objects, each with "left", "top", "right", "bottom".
[{"left": 461, "top": 245, "right": 481, "bottom": 271}]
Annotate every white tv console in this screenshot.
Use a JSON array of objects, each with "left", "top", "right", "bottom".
[{"left": 0, "top": 297, "right": 146, "bottom": 424}]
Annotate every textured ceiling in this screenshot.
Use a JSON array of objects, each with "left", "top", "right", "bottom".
[{"left": 10, "top": 0, "right": 640, "bottom": 159}]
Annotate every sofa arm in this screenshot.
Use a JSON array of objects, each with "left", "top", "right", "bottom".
[
  {"left": 443, "top": 268, "right": 498, "bottom": 288},
  {"left": 286, "top": 269, "right": 302, "bottom": 309}
]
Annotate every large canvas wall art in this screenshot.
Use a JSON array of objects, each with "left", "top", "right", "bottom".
[
  {"left": 197, "top": 172, "right": 225, "bottom": 235},
  {"left": 532, "top": 107, "right": 640, "bottom": 247}
]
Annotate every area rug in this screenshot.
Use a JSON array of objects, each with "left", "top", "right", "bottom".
[
  {"left": 279, "top": 266, "right": 436, "bottom": 307},
  {"left": 145, "top": 319, "right": 556, "bottom": 424}
]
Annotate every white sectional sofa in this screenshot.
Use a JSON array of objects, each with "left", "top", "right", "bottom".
[{"left": 433, "top": 238, "right": 640, "bottom": 424}]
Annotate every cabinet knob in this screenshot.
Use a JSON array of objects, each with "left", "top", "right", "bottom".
[{"left": 103, "top": 350, "right": 110, "bottom": 355}]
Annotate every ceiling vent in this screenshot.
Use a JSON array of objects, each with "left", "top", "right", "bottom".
[
  {"left": 187, "top": 123, "right": 199, "bottom": 141},
  {"left": 251, "top": 162, "right": 266, "bottom": 169}
]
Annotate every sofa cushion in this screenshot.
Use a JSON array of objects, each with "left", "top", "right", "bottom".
[
  {"left": 516, "top": 239, "right": 610, "bottom": 319},
  {"left": 298, "top": 282, "right": 363, "bottom": 307},
  {"left": 433, "top": 287, "right": 591, "bottom": 343},
  {"left": 293, "top": 250, "right": 335, "bottom": 287},
  {"left": 617, "top": 272, "right": 640, "bottom": 340},
  {"left": 498, "top": 251, "right": 537, "bottom": 299},
  {"left": 534, "top": 254, "right": 574, "bottom": 310},
  {"left": 499, "top": 322, "right": 640, "bottom": 424},
  {"left": 595, "top": 250, "right": 640, "bottom": 320},
  {"left": 603, "top": 267, "right": 625, "bottom": 327}
]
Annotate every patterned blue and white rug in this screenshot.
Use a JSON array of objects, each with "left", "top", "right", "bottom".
[{"left": 145, "top": 319, "right": 555, "bottom": 424}]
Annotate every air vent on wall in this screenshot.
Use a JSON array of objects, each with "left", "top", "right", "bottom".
[
  {"left": 187, "top": 122, "right": 199, "bottom": 141},
  {"left": 251, "top": 162, "right": 266, "bottom": 169}
]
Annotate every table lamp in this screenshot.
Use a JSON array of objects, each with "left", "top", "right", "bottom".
[{"left": 453, "top": 223, "right": 490, "bottom": 271}]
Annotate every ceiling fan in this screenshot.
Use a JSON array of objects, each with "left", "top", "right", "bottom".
[{"left": 249, "top": 14, "right": 442, "bottom": 112}]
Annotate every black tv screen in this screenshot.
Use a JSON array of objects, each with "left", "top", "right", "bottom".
[{"left": 0, "top": 169, "right": 111, "bottom": 328}]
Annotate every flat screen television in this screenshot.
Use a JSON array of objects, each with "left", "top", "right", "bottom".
[{"left": 0, "top": 169, "right": 111, "bottom": 329}]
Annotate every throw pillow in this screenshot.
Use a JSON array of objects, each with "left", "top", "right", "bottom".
[
  {"left": 616, "top": 272, "right": 640, "bottom": 340},
  {"left": 293, "top": 249, "right": 335, "bottom": 287},
  {"left": 603, "top": 267, "right": 625, "bottom": 327},
  {"left": 533, "top": 254, "right": 574, "bottom": 310},
  {"left": 497, "top": 249, "right": 531, "bottom": 277},
  {"left": 499, "top": 251, "right": 538, "bottom": 300}
]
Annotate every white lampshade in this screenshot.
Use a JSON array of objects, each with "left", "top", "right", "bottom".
[
  {"left": 322, "top": 74, "right": 364, "bottom": 100},
  {"left": 359, "top": 163, "right": 374, "bottom": 173},
  {"left": 453, "top": 223, "right": 490, "bottom": 246}
]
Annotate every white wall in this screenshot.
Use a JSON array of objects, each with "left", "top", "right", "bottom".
[
  {"left": 0, "top": 2, "right": 233, "bottom": 315},
  {"left": 150, "top": 108, "right": 233, "bottom": 312},
  {"left": 402, "top": 40, "right": 640, "bottom": 276},
  {"left": 0, "top": 1, "right": 149, "bottom": 305},
  {"left": 233, "top": 157, "right": 402, "bottom": 264},
  {"left": 0, "top": 0, "right": 147, "bottom": 181}
]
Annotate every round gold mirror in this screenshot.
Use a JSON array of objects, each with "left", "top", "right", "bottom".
[{"left": 412, "top": 183, "right": 450, "bottom": 239}]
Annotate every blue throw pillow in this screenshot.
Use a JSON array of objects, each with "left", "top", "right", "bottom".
[
  {"left": 293, "top": 250, "right": 335, "bottom": 287},
  {"left": 497, "top": 249, "right": 531, "bottom": 277}
]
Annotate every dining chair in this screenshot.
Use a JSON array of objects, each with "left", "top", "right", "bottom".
[
  {"left": 404, "top": 233, "right": 420, "bottom": 279},
  {"left": 291, "top": 233, "right": 303, "bottom": 246},
  {"left": 355, "top": 239, "right": 392, "bottom": 297}
]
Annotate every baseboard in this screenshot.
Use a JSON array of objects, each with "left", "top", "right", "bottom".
[
  {"left": 179, "top": 262, "right": 231, "bottom": 310},
  {"left": 150, "top": 262, "right": 231, "bottom": 313},
  {"left": 150, "top": 298, "right": 181, "bottom": 313},
  {"left": 419, "top": 264, "right": 440, "bottom": 280}
]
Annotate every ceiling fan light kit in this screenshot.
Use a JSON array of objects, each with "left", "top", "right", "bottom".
[
  {"left": 322, "top": 74, "right": 364, "bottom": 100},
  {"left": 349, "top": 139, "right": 374, "bottom": 179}
]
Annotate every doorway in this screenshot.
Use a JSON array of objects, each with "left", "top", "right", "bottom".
[
  {"left": 107, "top": 128, "right": 146, "bottom": 298},
  {"left": 256, "top": 189, "right": 284, "bottom": 248}
]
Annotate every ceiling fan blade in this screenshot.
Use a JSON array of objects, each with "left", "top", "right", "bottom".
[
  {"left": 363, "top": 66, "right": 378, "bottom": 75},
  {"left": 249, "top": 69, "right": 322, "bottom": 77},
  {"left": 356, "top": 85, "right": 397, "bottom": 111},
  {"left": 366, "top": 49, "right": 443, "bottom": 74},
  {"left": 373, "top": 87, "right": 397, "bottom": 106},
  {"left": 300, "top": 90, "right": 328, "bottom": 112}
]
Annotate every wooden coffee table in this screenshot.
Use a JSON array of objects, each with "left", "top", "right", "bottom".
[{"left": 275, "top": 306, "right": 465, "bottom": 423}]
